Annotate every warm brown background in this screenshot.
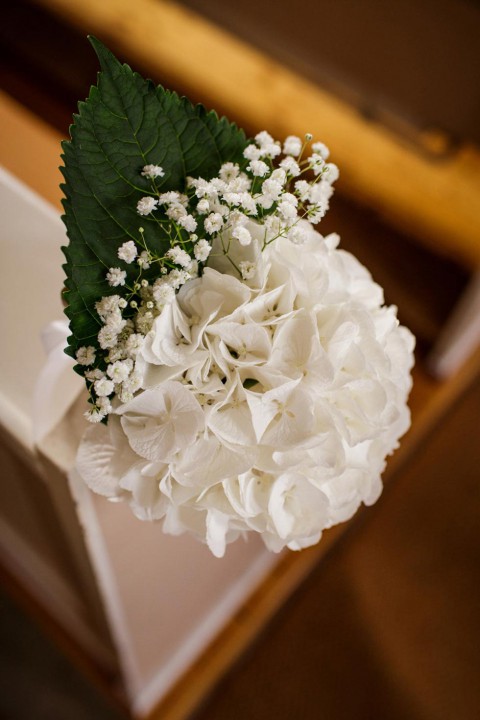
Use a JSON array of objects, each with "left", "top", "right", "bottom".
[
  {"left": 181, "top": 0, "right": 480, "bottom": 147},
  {"left": 1, "top": 1, "right": 479, "bottom": 718}
]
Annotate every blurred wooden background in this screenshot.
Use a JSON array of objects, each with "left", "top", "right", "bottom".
[{"left": 1, "top": 1, "right": 479, "bottom": 718}]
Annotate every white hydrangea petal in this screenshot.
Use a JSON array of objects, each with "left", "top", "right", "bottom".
[
  {"left": 268, "top": 473, "right": 329, "bottom": 541},
  {"left": 241, "top": 284, "right": 293, "bottom": 325},
  {"left": 123, "top": 421, "right": 174, "bottom": 463},
  {"left": 134, "top": 352, "right": 186, "bottom": 389},
  {"left": 206, "top": 509, "right": 231, "bottom": 558},
  {"left": 223, "top": 473, "right": 269, "bottom": 520},
  {"left": 322, "top": 468, "right": 372, "bottom": 524},
  {"left": 172, "top": 432, "right": 253, "bottom": 488},
  {"left": 76, "top": 418, "right": 137, "bottom": 498},
  {"left": 287, "top": 532, "right": 322, "bottom": 551},
  {"left": 262, "top": 386, "right": 316, "bottom": 448},
  {"left": 244, "top": 391, "right": 281, "bottom": 443},
  {"left": 116, "top": 382, "right": 204, "bottom": 462},
  {"left": 141, "top": 301, "right": 192, "bottom": 367},
  {"left": 245, "top": 377, "right": 302, "bottom": 443},
  {"left": 120, "top": 463, "right": 170, "bottom": 521},
  {"left": 163, "top": 504, "right": 207, "bottom": 538},
  {"left": 184, "top": 267, "right": 251, "bottom": 319},
  {"left": 208, "top": 321, "right": 272, "bottom": 366},
  {"left": 270, "top": 310, "right": 316, "bottom": 370},
  {"left": 207, "top": 399, "right": 256, "bottom": 446}
]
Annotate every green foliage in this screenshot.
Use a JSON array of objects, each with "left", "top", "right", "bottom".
[{"left": 61, "top": 36, "right": 247, "bottom": 363}]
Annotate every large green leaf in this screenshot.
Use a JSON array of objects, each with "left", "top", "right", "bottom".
[{"left": 61, "top": 37, "right": 247, "bottom": 362}]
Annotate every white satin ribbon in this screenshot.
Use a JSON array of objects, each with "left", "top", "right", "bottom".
[{"left": 32, "top": 319, "right": 84, "bottom": 445}]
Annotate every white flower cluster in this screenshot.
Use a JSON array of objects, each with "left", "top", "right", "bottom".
[
  {"left": 76, "top": 216, "right": 415, "bottom": 556},
  {"left": 75, "top": 132, "right": 340, "bottom": 420}
]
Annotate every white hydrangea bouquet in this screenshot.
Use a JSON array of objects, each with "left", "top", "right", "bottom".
[{"left": 62, "top": 38, "right": 414, "bottom": 557}]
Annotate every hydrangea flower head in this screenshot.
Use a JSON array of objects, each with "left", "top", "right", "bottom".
[{"left": 72, "top": 130, "right": 414, "bottom": 557}]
